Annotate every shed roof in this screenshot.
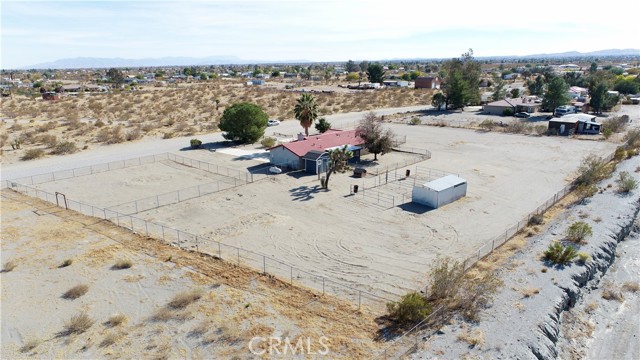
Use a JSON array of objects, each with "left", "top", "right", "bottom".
[
  {"left": 302, "top": 150, "right": 327, "bottom": 161},
  {"left": 422, "top": 175, "right": 466, "bottom": 192},
  {"left": 561, "top": 114, "right": 601, "bottom": 125}
]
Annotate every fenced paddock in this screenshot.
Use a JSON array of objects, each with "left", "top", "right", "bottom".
[
  {"left": 349, "top": 165, "right": 456, "bottom": 209},
  {"left": 21, "top": 153, "right": 256, "bottom": 212}
]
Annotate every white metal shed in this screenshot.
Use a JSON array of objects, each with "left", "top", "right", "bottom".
[{"left": 412, "top": 175, "right": 467, "bottom": 209}]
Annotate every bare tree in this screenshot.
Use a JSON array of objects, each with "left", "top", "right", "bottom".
[{"left": 356, "top": 112, "right": 394, "bottom": 160}]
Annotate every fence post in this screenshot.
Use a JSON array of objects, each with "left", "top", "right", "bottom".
[
  {"left": 358, "top": 290, "right": 361, "bottom": 310},
  {"left": 237, "top": 248, "right": 240, "bottom": 266},
  {"left": 162, "top": 226, "right": 165, "bottom": 241},
  {"left": 130, "top": 217, "right": 133, "bottom": 230},
  {"left": 145, "top": 221, "right": 149, "bottom": 237},
  {"left": 290, "top": 266, "right": 293, "bottom": 285},
  {"left": 492, "top": 238, "right": 495, "bottom": 250},
  {"left": 322, "top": 277, "right": 325, "bottom": 295}
]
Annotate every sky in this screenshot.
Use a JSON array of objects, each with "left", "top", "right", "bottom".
[{"left": 1, "top": 0, "right": 639, "bottom": 69}]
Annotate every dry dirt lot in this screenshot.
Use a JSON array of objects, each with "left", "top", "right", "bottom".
[
  {"left": 28, "top": 125, "right": 618, "bottom": 299},
  {"left": 0, "top": 81, "right": 434, "bottom": 164},
  {"left": 0, "top": 190, "right": 380, "bottom": 359}
]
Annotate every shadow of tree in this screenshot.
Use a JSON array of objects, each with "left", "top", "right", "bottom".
[{"left": 289, "top": 185, "right": 323, "bottom": 201}]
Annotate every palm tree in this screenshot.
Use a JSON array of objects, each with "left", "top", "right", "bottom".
[{"left": 293, "top": 93, "right": 318, "bottom": 136}]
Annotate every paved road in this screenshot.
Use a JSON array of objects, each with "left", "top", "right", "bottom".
[{"left": 1, "top": 105, "right": 432, "bottom": 181}]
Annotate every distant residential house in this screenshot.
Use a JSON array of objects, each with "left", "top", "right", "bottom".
[
  {"left": 251, "top": 79, "right": 265, "bottom": 85},
  {"left": 502, "top": 73, "right": 519, "bottom": 80},
  {"left": 568, "top": 86, "right": 588, "bottom": 99},
  {"left": 483, "top": 97, "right": 542, "bottom": 115},
  {"left": 268, "top": 129, "right": 364, "bottom": 173},
  {"left": 284, "top": 72, "right": 299, "bottom": 78},
  {"left": 414, "top": 76, "right": 441, "bottom": 89},
  {"left": 548, "top": 114, "right": 601, "bottom": 136},
  {"left": 383, "top": 80, "right": 409, "bottom": 88}
]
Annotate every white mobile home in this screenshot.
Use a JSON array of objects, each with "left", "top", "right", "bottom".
[{"left": 412, "top": 175, "right": 467, "bottom": 209}]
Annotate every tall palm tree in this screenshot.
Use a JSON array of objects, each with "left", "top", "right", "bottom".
[{"left": 293, "top": 93, "right": 318, "bottom": 136}]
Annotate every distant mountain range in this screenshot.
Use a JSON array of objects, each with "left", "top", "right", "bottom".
[
  {"left": 523, "top": 48, "right": 639, "bottom": 58},
  {"left": 24, "top": 56, "right": 309, "bottom": 70},
  {"left": 22, "top": 49, "right": 640, "bottom": 70}
]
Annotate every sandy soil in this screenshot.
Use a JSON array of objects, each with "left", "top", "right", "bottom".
[
  {"left": 0, "top": 81, "right": 434, "bottom": 165},
  {"left": 0, "top": 190, "right": 381, "bottom": 359},
  {"left": 29, "top": 125, "right": 617, "bottom": 299}
]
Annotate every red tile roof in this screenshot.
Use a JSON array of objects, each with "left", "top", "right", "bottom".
[{"left": 280, "top": 129, "right": 364, "bottom": 157}]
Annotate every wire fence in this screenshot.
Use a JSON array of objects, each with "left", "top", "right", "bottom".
[
  {"left": 371, "top": 148, "right": 618, "bottom": 359},
  {"left": 376, "top": 305, "right": 446, "bottom": 359},
  {"left": 167, "top": 153, "right": 254, "bottom": 183},
  {"left": 5, "top": 180, "right": 394, "bottom": 313},
  {"left": 1, "top": 152, "right": 258, "bottom": 189},
  {"left": 105, "top": 177, "right": 244, "bottom": 215},
  {"left": 1, "top": 153, "right": 170, "bottom": 188},
  {"left": 350, "top": 165, "right": 456, "bottom": 209}
]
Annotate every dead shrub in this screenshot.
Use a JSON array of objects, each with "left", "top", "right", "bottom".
[
  {"left": 20, "top": 338, "right": 41, "bottom": 353},
  {"left": 21, "top": 148, "right": 45, "bottom": 161},
  {"left": 457, "top": 326, "right": 485, "bottom": 348},
  {"left": 2, "top": 259, "right": 17, "bottom": 272},
  {"left": 62, "top": 284, "right": 89, "bottom": 299},
  {"left": 112, "top": 259, "right": 133, "bottom": 270},
  {"left": 99, "top": 331, "right": 123, "bottom": 348},
  {"left": 601, "top": 282, "right": 624, "bottom": 302},
  {"left": 521, "top": 287, "right": 540, "bottom": 298},
  {"left": 168, "top": 289, "right": 204, "bottom": 309},
  {"left": 106, "top": 314, "right": 128, "bottom": 327},
  {"left": 50, "top": 141, "right": 78, "bottom": 155},
  {"left": 622, "top": 281, "right": 640, "bottom": 293},
  {"left": 62, "top": 312, "right": 94, "bottom": 335},
  {"left": 126, "top": 127, "right": 142, "bottom": 141}
]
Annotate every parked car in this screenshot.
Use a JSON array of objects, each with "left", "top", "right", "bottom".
[
  {"left": 267, "top": 119, "right": 280, "bottom": 126},
  {"left": 514, "top": 112, "right": 531, "bottom": 118},
  {"left": 269, "top": 166, "right": 282, "bottom": 174}
]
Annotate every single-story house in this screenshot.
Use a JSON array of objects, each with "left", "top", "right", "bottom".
[
  {"left": 548, "top": 114, "right": 601, "bottom": 136},
  {"left": 412, "top": 175, "right": 467, "bottom": 209},
  {"left": 414, "top": 76, "right": 441, "bottom": 89},
  {"left": 383, "top": 80, "right": 409, "bottom": 88},
  {"left": 483, "top": 97, "right": 541, "bottom": 115},
  {"left": 269, "top": 129, "right": 364, "bottom": 173}
]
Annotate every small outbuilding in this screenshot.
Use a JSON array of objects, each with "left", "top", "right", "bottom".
[
  {"left": 302, "top": 150, "right": 329, "bottom": 175},
  {"left": 412, "top": 175, "right": 467, "bottom": 209}
]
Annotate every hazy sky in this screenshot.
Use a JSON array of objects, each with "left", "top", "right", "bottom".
[{"left": 2, "top": 0, "right": 639, "bottom": 68}]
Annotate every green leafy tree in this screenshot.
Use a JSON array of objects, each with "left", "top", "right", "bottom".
[
  {"left": 218, "top": 103, "right": 268, "bottom": 143},
  {"left": 445, "top": 70, "right": 468, "bottom": 109},
  {"left": 346, "top": 72, "right": 360, "bottom": 81},
  {"left": 271, "top": 70, "right": 280, "bottom": 77},
  {"left": 431, "top": 93, "right": 446, "bottom": 110},
  {"left": 527, "top": 75, "right": 545, "bottom": 95},
  {"left": 510, "top": 88, "right": 520, "bottom": 98},
  {"left": 542, "top": 77, "right": 570, "bottom": 112},
  {"left": 356, "top": 112, "right": 394, "bottom": 160},
  {"left": 401, "top": 73, "right": 411, "bottom": 81},
  {"left": 409, "top": 70, "right": 421, "bottom": 80},
  {"left": 589, "top": 82, "right": 608, "bottom": 114},
  {"left": 440, "top": 49, "right": 480, "bottom": 109},
  {"left": 294, "top": 93, "right": 318, "bottom": 136},
  {"left": 314, "top": 117, "right": 331, "bottom": 133},
  {"left": 345, "top": 60, "right": 359, "bottom": 73},
  {"left": 359, "top": 60, "right": 369, "bottom": 72},
  {"left": 589, "top": 62, "right": 598, "bottom": 73},
  {"left": 491, "top": 78, "right": 506, "bottom": 101},
  {"left": 366, "top": 63, "right": 385, "bottom": 84},
  {"left": 106, "top": 68, "right": 124, "bottom": 87},
  {"left": 614, "top": 79, "right": 639, "bottom": 95}
]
